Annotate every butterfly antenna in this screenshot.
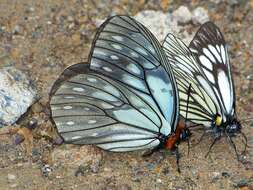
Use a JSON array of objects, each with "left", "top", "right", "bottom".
[
  {"left": 205, "top": 134, "right": 220, "bottom": 158},
  {"left": 185, "top": 83, "right": 192, "bottom": 156}
]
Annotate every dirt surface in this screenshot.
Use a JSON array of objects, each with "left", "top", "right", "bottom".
[{"left": 0, "top": 1, "right": 253, "bottom": 190}]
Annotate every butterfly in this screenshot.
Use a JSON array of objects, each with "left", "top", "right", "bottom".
[
  {"left": 49, "top": 16, "right": 189, "bottom": 157},
  {"left": 163, "top": 22, "right": 247, "bottom": 158}
]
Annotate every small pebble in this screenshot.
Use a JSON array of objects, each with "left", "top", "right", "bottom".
[
  {"left": 14, "top": 133, "right": 24, "bottom": 145},
  {"left": 211, "top": 171, "right": 221, "bottom": 182},
  {"left": 12, "top": 25, "right": 21, "bottom": 34},
  {"left": 67, "top": 16, "right": 74, "bottom": 22},
  {"left": 28, "top": 7, "right": 35, "bottom": 12},
  {"left": 221, "top": 171, "right": 230, "bottom": 178},
  {"left": 41, "top": 164, "right": 53, "bottom": 177},
  {"left": 7, "top": 174, "right": 16, "bottom": 183},
  {"left": 27, "top": 118, "right": 38, "bottom": 130}
]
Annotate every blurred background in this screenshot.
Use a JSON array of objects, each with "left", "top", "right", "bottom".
[{"left": 0, "top": 0, "right": 252, "bottom": 189}]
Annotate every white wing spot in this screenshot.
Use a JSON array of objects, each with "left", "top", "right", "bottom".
[
  {"left": 102, "top": 66, "right": 112, "bottom": 72},
  {"left": 199, "top": 55, "right": 213, "bottom": 70},
  {"left": 73, "top": 87, "right": 85, "bottom": 92},
  {"left": 131, "top": 51, "right": 139, "bottom": 58},
  {"left": 88, "top": 120, "right": 97, "bottom": 124},
  {"left": 126, "top": 63, "right": 141, "bottom": 75},
  {"left": 71, "top": 136, "right": 82, "bottom": 140},
  {"left": 87, "top": 77, "right": 97, "bottom": 82},
  {"left": 67, "top": 121, "right": 75, "bottom": 125},
  {"left": 101, "top": 103, "right": 114, "bottom": 109},
  {"left": 112, "top": 44, "right": 122, "bottom": 50},
  {"left": 94, "top": 49, "right": 107, "bottom": 56},
  {"left": 112, "top": 35, "right": 123, "bottom": 42},
  {"left": 91, "top": 133, "right": 98, "bottom": 137},
  {"left": 91, "top": 61, "right": 101, "bottom": 68},
  {"left": 110, "top": 55, "right": 119, "bottom": 60},
  {"left": 63, "top": 106, "right": 72, "bottom": 110},
  {"left": 64, "top": 96, "right": 74, "bottom": 99}
]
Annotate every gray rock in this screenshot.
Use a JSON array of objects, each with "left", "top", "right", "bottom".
[
  {"left": 172, "top": 6, "right": 192, "bottom": 24},
  {"left": 0, "top": 55, "right": 38, "bottom": 127},
  {"left": 192, "top": 7, "right": 209, "bottom": 25}
]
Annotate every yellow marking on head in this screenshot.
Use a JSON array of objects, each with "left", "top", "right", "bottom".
[{"left": 215, "top": 115, "right": 222, "bottom": 126}]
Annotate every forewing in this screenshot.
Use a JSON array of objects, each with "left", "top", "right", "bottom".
[
  {"left": 88, "top": 15, "right": 179, "bottom": 131},
  {"left": 189, "top": 22, "right": 235, "bottom": 116},
  {"left": 163, "top": 34, "right": 219, "bottom": 127},
  {"left": 50, "top": 64, "right": 166, "bottom": 152}
]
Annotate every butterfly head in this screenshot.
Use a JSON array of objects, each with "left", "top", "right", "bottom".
[{"left": 225, "top": 118, "right": 241, "bottom": 136}]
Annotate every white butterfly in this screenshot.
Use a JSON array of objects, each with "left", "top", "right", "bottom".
[{"left": 163, "top": 22, "right": 245, "bottom": 157}]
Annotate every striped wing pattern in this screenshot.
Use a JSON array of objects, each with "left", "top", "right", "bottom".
[
  {"left": 189, "top": 22, "right": 235, "bottom": 118},
  {"left": 163, "top": 34, "right": 218, "bottom": 127},
  {"left": 89, "top": 15, "right": 179, "bottom": 130},
  {"left": 163, "top": 22, "right": 235, "bottom": 127}
]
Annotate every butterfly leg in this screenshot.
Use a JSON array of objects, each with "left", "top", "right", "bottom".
[
  {"left": 225, "top": 131, "right": 240, "bottom": 161},
  {"left": 205, "top": 133, "right": 221, "bottom": 158},
  {"left": 174, "top": 145, "right": 181, "bottom": 173}
]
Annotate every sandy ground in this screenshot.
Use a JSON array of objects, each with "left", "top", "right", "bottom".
[{"left": 0, "top": 0, "right": 252, "bottom": 189}]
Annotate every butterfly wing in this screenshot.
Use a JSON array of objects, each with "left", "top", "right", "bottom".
[
  {"left": 50, "top": 16, "right": 179, "bottom": 152},
  {"left": 163, "top": 34, "right": 219, "bottom": 127},
  {"left": 88, "top": 15, "right": 179, "bottom": 131},
  {"left": 189, "top": 22, "right": 235, "bottom": 116},
  {"left": 50, "top": 63, "right": 165, "bottom": 151}
]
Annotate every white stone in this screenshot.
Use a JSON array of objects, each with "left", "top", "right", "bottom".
[
  {"left": 192, "top": 7, "right": 209, "bottom": 25},
  {"left": 134, "top": 10, "right": 193, "bottom": 44},
  {"left": 172, "top": 6, "right": 192, "bottom": 24}
]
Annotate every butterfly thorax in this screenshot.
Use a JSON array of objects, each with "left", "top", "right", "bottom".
[
  {"left": 213, "top": 114, "right": 241, "bottom": 136},
  {"left": 163, "top": 120, "right": 189, "bottom": 150}
]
